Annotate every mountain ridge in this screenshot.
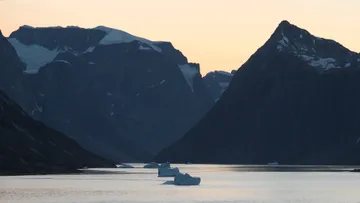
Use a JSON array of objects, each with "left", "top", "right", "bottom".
[
  {"left": 155, "top": 20, "right": 360, "bottom": 165},
  {"left": 2, "top": 25, "right": 219, "bottom": 162}
]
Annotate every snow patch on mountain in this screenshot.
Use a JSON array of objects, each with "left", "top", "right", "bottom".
[
  {"left": 8, "top": 38, "right": 59, "bottom": 73},
  {"left": 54, "top": 60, "right": 71, "bottom": 65},
  {"left": 277, "top": 31, "right": 290, "bottom": 51},
  {"left": 32, "top": 96, "right": 43, "bottom": 114},
  {"left": 179, "top": 64, "right": 199, "bottom": 92},
  {"left": 63, "top": 46, "right": 80, "bottom": 56},
  {"left": 95, "top": 26, "right": 161, "bottom": 52},
  {"left": 301, "top": 55, "right": 341, "bottom": 70},
  {"left": 139, "top": 44, "right": 152, "bottom": 51},
  {"left": 84, "top": 46, "right": 95, "bottom": 53},
  {"left": 274, "top": 22, "right": 359, "bottom": 71}
]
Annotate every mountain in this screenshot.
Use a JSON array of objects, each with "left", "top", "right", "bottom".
[
  {"left": 0, "top": 30, "right": 32, "bottom": 109},
  {"left": 203, "top": 70, "right": 234, "bottom": 101},
  {"left": 0, "top": 89, "right": 114, "bottom": 175},
  {"left": 155, "top": 21, "right": 360, "bottom": 165},
  {"left": 3, "top": 25, "right": 214, "bottom": 162}
]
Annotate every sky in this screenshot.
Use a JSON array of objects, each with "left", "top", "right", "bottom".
[{"left": 1, "top": 0, "right": 359, "bottom": 75}]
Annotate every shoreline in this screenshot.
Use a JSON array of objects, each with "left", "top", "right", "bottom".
[{"left": 1, "top": 165, "right": 359, "bottom": 176}]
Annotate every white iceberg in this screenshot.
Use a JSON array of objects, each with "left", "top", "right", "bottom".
[
  {"left": 144, "top": 162, "right": 160, "bottom": 168},
  {"left": 158, "top": 167, "right": 181, "bottom": 177},
  {"left": 117, "top": 164, "right": 134, "bottom": 168},
  {"left": 174, "top": 173, "right": 201, "bottom": 186},
  {"left": 144, "top": 162, "right": 170, "bottom": 168}
]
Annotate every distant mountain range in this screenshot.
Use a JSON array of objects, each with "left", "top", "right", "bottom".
[
  {"left": 155, "top": 21, "right": 360, "bottom": 165},
  {"left": 203, "top": 70, "right": 235, "bottom": 101},
  {"left": 0, "top": 26, "right": 233, "bottom": 163}
]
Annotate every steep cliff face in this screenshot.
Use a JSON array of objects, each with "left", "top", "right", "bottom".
[
  {"left": 155, "top": 21, "right": 360, "bottom": 165},
  {"left": 0, "top": 30, "right": 30, "bottom": 109},
  {"left": 0, "top": 90, "right": 114, "bottom": 175}
]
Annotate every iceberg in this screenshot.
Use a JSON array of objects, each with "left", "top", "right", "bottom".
[
  {"left": 158, "top": 167, "right": 181, "bottom": 177},
  {"left": 144, "top": 162, "right": 170, "bottom": 168},
  {"left": 117, "top": 164, "right": 134, "bottom": 168},
  {"left": 174, "top": 173, "right": 201, "bottom": 186},
  {"left": 144, "top": 162, "right": 160, "bottom": 168}
]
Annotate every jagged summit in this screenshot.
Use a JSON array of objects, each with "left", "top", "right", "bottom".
[{"left": 261, "top": 20, "right": 360, "bottom": 71}]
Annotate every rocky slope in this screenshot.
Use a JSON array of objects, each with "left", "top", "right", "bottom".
[
  {"left": 0, "top": 90, "right": 114, "bottom": 175},
  {"left": 155, "top": 21, "right": 360, "bottom": 165}
]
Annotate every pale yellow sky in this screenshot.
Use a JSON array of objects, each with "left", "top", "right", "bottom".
[{"left": 1, "top": 0, "right": 359, "bottom": 74}]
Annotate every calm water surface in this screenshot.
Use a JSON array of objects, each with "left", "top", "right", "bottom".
[{"left": 1, "top": 164, "right": 360, "bottom": 203}]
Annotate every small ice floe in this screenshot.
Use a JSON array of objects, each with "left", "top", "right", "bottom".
[
  {"left": 116, "top": 164, "right": 134, "bottom": 168},
  {"left": 268, "top": 162, "right": 279, "bottom": 165},
  {"left": 144, "top": 162, "right": 160, "bottom": 168},
  {"left": 163, "top": 173, "right": 201, "bottom": 186},
  {"left": 143, "top": 162, "right": 171, "bottom": 168},
  {"left": 158, "top": 167, "right": 181, "bottom": 177}
]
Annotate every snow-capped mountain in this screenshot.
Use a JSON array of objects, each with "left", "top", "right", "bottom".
[
  {"left": 155, "top": 21, "right": 360, "bottom": 165},
  {"left": 0, "top": 89, "right": 114, "bottom": 175},
  {"left": 203, "top": 70, "right": 235, "bottom": 101},
  {"left": 269, "top": 21, "right": 359, "bottom": 71},
  {"left": 2, "top": 25, "right": 215, "bottom": 162},
  {"left": 8, "top": 25, "right": 163, "bottom": 73}
]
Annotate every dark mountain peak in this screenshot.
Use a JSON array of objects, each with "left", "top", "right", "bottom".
[
  {"left": 276, "top": 20, "right": 293, "bottom": 30},
  {"left": 205, "top": 70, "right": 233, "bottom": 80},
  {"left": 203, "top": 70, "right": 234, "bottom": 102},
  {"left": 0, "top": 30, "right": 3, "bottom": 37},
  {"left": 249, "top": 21, "right": 360, "bottom": 72},
  {"left": 270, "top": 20, "right": 315, "bottom": 52},
  {"left": 279, "top": 20, "right": 290, "bottom": 25},
  {"left": 153, "top": 41, "right": 188, "bottom": 64},
  {"left": 155, "top": 22, "right": 360, "bottom": 165}
]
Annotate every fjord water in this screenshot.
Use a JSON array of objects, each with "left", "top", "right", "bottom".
[{"left": 1, "top": 164, "right": 359, "bottom": 203}]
